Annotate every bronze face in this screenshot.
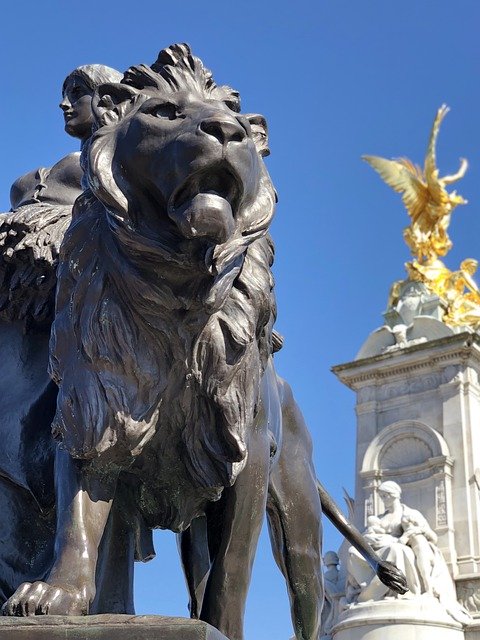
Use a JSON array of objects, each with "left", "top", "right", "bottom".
[{"left": 60, "top": 77, "right": 95, "bottom": 141}]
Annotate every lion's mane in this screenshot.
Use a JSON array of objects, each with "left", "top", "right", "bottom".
[{"left": 49, "top": 45, "right": 277, "bottom": 504}]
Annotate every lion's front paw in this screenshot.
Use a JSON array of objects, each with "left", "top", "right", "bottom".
[{"left": 2, "top": 581, "right": 90, "bottom": 616}]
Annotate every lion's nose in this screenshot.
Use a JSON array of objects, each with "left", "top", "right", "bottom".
[{"left": 199, "top": 117, "right": 246, "bottom": 145}]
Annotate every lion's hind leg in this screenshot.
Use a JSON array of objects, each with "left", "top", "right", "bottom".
[
  {"left": 178, "top": 515, "right": 210, "bottom": 619},
  {"left": 267, "top": 378, "right": 323, "bottom": 640},
  {"left": 90, "top": 486, "right": 138, "bottom": 615}
]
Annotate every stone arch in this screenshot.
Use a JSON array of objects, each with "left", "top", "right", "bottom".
[
  {"left": 359, "top": 420, "right": 454, "bottom": 565},
  {"left": 361, "top": 420, "right": 450, "bottom": 474}
]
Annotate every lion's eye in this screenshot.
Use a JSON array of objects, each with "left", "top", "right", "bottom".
[
  {"left": 151, "top": 102, "right": 182, "bottom": 120},
  {"left": 224, "top": 99, "right": 240, "bottom": 113}
]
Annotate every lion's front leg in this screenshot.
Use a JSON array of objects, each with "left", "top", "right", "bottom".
[
  {"left": 200, "top": 426, "right": 270, "bottom": 640},
  {"left": 3, "top": 448, "right": 117, "bottom": 616}
]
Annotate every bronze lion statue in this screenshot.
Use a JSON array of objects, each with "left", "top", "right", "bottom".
[
  {"left": 3, "top": 44, "right": 323, "bottom": 640},
  {"left": 3, "top": 45, "right": 407, "bottom": 640}
]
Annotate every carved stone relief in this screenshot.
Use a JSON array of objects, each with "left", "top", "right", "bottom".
[
  {"left": 456, "top": 579, "right": 480, "bottom": 616},
  {"left": 436, "top": 480, "right": 448, "bottom": 528}
]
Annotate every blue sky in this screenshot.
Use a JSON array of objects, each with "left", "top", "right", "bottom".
[{"left": 3, "top": 1, "right": 480, "bottom": 638}]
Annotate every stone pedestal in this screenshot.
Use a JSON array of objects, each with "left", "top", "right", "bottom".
[
  {"left": 332, "top": 598, "right": 464, "bottom": 640},
  {"left": 333, "top": 332, "right": 480, "bottom": 616},
  {"left": 0, "top": 615, "right": 229, "bottom": 640}
]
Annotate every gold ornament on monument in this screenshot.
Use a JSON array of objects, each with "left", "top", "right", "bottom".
[{"left": 364, "top": 105, "right": 480, "bottom": 329}]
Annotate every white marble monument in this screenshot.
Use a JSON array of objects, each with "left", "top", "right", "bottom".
[
  {"left": 330, "top": 293, "right": 480, "bottom": 638},
  {"left": 324, "top": 106, "right": 480, "bottom": 639}
]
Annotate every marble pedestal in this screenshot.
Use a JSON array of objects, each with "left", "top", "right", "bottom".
[
  {"left": 332, "top": 598, "right": 464, "bottom": 640},
  {"left": 0, "top": 615, "right": 229, "bottom": 640}
]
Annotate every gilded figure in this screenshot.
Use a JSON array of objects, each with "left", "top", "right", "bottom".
[{"left": 365, "top": 106, "right": 480, "bottom": 331}]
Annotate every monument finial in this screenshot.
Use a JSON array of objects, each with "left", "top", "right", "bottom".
[{"left": 364, "top": 106, "right": 480, "bottom": 330}]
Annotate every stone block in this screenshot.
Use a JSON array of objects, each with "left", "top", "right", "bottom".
[{"left": 0, "top": 615, "right": 229, "bottom": 640}]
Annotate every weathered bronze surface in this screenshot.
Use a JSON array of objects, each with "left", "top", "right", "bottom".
[
  {"left": 1, "top": 44, "right": 324, "bottom": 640},
  {"left": 0, "top": 44, "right": 406, "bottom": 640}
]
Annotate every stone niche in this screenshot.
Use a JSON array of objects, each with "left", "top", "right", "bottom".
[{"left": 360, "top": 419, "right": 455, "bottom": 567}]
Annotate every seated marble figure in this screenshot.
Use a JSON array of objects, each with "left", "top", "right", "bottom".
[{"left": 346, "top": 480, "right": 468, "bottom": 623}]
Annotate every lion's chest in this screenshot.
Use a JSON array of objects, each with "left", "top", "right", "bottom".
[{"left": 128, "top": 408, "right": 222, "bottom": 532}]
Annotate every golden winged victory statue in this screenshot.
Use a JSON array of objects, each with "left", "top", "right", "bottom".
[{"left": 364, "top": 105, "right": 480, "bottom": 330}]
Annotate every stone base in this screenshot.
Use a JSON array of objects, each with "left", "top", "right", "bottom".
[
  {"left": 0, "top": 615, "right": 229, "bottom": 640},
  {"left": 466, "top": 620, "right": 480, "bottom": 640},
  {"left": 332, "top": 598, "right": 465, "bottom": 640}
]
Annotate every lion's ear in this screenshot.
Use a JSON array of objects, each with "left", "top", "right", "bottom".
[
  {"left": 246, "top": 114, "right": 270, "bottom": 157},
  {"left": 92, "top": 83, "right": 141, "bottom": 127}
]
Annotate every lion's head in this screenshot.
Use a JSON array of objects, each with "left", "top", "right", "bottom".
[
  {"left": 85, "top": 44, "right": 275, "bottom": 295},
  {"left": 51, "top": 45, "right": 277, "bottom": 512}
]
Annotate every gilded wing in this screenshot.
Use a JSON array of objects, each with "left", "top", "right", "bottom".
[
  {"left": 362, "top": 155, "right": 428, "bottom": 222},
  {"left": 424, "top": 104, "right": 450, "bottom": 204}
]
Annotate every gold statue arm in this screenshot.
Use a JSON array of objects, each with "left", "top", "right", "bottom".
[{"left": 443, "top": 158, "right": 468, "bottom": 185}]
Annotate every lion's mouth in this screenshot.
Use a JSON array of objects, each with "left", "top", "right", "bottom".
[
  {"left": 171, "top": 166, "right": 242, "bottom": 215},
  {"left": 167, "top": 166, "right": 242, "bottom": 243}
]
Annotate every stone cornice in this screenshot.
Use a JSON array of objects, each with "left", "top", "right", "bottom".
[{"left": 332, "top": 332, "right": 480, "bottom": 389}]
